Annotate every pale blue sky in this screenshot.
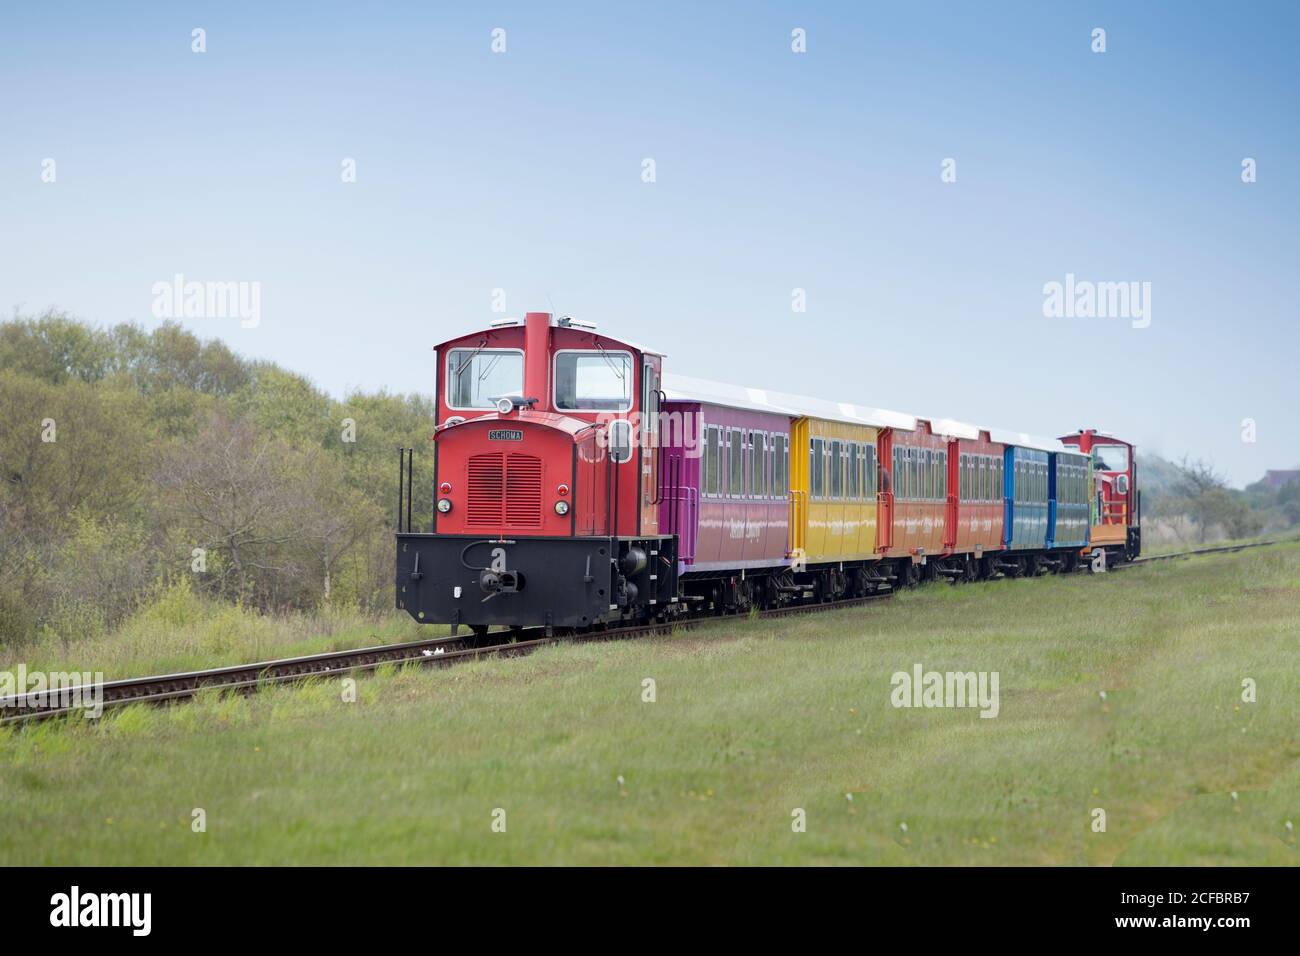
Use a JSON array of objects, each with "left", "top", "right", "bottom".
[{"left": 3, "top": 1, "right": 1296, "bottom": 485}]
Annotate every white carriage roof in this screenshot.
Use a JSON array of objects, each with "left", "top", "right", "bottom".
[
  {"left": 927, "top": 417, "right": 982, "bottom": 441},
  {"left": 986, "top": 429, "right": 1075, "bottom": 455},
  {"left": 663, "top": 374, "right": 917, "bottom": 431},
  {"left": 666, "top": 373, "right": 1079, "bottom": 453}
]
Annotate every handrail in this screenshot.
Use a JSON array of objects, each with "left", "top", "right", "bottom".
[
  {"left": 666, "top": 485, "right": 697, "bottom": 561},
  {"left": 789, "top": 489, "right": 806, "bottom": 555}
]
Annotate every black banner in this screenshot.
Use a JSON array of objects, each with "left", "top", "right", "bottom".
[{"left": 5, "top": 866, "right": 1288, "bottom": 941}]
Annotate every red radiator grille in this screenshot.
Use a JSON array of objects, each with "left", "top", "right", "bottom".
[
  {"left": 504, "top": 454, "right": 542, "bottom": 526},
  {"left": 466, "top": 452, "right": 543, "bottom": 528}
]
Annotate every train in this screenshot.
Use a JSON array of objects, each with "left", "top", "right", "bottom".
[{"left": 395, "top": 312, "right": 1141, "bottom": 642}]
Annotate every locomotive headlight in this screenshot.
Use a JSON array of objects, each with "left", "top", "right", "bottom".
[
  {"left": 554, "top": 500, "right": 570, "bottom": 516},
  {"left": 496, "top": 397, "right": 514, "bottom": 415},
  {"left": 437, "top": 498, "right": 453, "bottom": 513}
]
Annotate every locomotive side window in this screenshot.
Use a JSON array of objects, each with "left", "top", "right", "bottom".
[
  {"left": 553, "top": 350, "right": 633, "bottom": 411},
  {"left": 447, "top": 348, "right": 523, "bottom": 409},
  {"left": 1093, "top": 444, "right": 1129, "bottom": 472},
  {"left": 642, "top": 362, "right": 660, "bottom": 443}
]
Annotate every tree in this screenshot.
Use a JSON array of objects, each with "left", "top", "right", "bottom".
[
  {"left": 1171, "top": 457, "right": 1259, "bottom": 542},
  {"left": 154, "top": 413, "right": 306, "bottom": 607},
  {"left": 297, "top": 451, "right": 380, "bottom": 602}
]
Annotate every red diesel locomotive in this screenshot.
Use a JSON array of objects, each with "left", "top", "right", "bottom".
[{"left": 396, "top": 312, "right": 678, "bottom": 640}]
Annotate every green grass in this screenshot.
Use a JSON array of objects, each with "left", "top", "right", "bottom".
[
  {"left": 0, "top": 579, "right": 438, "bottom": 680},
  {"left": 2, "top": 544, "right": 1297, "bottom": 865}
]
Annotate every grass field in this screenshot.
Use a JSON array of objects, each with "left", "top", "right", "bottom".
[
  {"left": 0, "top": 579, "right": 438, "bottom": 680},
  {"left": 2, "top": 544, "right": 1297, "bottom": 865}
]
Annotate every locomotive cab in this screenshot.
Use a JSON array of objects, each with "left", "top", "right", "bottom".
[
  {"left": 396, "top": 312, "right": 677, "bottom": 638},
  {"left": 1060, "top": 429, "right": 1140, "bottom": 562}
]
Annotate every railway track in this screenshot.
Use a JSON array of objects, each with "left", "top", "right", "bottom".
[
  {"left": 3, "top": 536, "right": 1288, "bottom": 728},
  {"left": 1117, "top": 536, "right": 1291, "bottom": 569},
  {"left": 0, "top": 592, "right": 893, "bottom": 727}
]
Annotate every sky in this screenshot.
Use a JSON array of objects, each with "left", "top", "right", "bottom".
[{"left": 2, "top": 1, "right": 1296, "bottom": 487}]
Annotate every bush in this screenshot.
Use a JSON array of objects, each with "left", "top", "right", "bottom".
[{"left": 0, "top": 589, "right": 36, "bottom": 647}]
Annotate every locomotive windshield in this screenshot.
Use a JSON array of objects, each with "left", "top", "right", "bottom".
[
  {"left": 1092, "top": 443, "right": 1129, "bottom": 472},
  {"left": 554, "top": 350, "right": 633, "bottom": 411},
  {"left": 447, "top": 348, "right": 523, "bottom": 408}
]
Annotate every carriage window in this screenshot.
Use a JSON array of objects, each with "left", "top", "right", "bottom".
[
  {"left": 811, "top": 439, "right": 824, "bottom": 499},
  {"left": 748, "top": 432, "right": 764, "bottom": 498},
  {"left": 702, "top": 427, "right": 721, "bottom": 497},
  {"left": 865, "top": 444, "right": 877, "bottom": 497},
  {"left": 553, "top": 350, "right": 633, "bottom": 411},
  {"left": 447, "top": 348, "right": 524, "bottom": 409},
  {"left": 728, "top": 430, "right": 744, "bottom": 496},
  {"left": 773, "top": 434, "right": 788, "bottom": 496},
  {"left": 829, "top": 441, "right": 843, "bottom": 499}
]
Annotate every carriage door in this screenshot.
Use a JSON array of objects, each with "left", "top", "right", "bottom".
[{"left": 876, "top": 429, "right": 894, "bottom": 552}]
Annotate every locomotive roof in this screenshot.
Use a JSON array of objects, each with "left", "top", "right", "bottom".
[{"left": 457, "top": 317, "right": 666, "bottom": 357}]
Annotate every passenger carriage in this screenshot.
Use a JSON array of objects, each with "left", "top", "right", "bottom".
[{"left": 934, "top": 419, "right": 1006, "bottom": 581}]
